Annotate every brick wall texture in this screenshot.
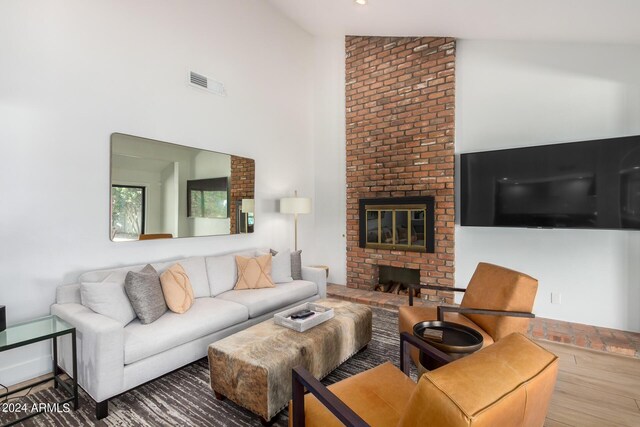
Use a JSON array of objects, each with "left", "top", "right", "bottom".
[
  {"left": 345, "top": 36, "right": 456, "bottom": 303},
  {"left": 230, "top": 156, "right": 255, "bottom": 234}
]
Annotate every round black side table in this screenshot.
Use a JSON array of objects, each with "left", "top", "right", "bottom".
[{"left": 413, "top": 320, "right": 484, "bottom": 370}]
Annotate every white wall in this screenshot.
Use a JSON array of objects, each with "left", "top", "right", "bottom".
[
  {"left": 307, "top": 36, "right": 347, "bottom": 284},
  {"left": 456, "top": 40, "right": 640, "bottom": 332},
  {"left": 0, "top": 0, "right": 314, "bottom": 385}
]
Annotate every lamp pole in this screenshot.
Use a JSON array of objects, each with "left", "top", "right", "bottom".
[
  {"left": 294, "top": 212, "right": 299, "bottom": 251},
  {"left": 294, "top": 190, "right": 299, "bottom": 251}
]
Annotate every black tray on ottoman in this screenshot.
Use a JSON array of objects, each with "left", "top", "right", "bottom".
[{"left": 413, "top": 320, "right": 483, "bottom": 370}]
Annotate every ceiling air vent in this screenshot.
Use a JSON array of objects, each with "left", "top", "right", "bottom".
[{"left": 188, "top": 71, "right": 226, "bottom": 97}]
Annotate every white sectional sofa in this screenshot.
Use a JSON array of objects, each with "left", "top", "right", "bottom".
[{"left": 50, "top": 248, "right": 326, "bottom": 419}]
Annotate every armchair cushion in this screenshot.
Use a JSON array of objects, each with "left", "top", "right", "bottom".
[
  {"left": 398, "top": 333, "right": 558, "bottom": 427},
  {"left": 460, "top": 263, "right": 538, "bottom": 341},
  {"left": 289, "top": 362, "right": 415, "bottom": 427}
]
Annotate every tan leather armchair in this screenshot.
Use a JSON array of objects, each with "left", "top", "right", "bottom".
[
  {"left": 399, "top": 262, "right": 538, "bottom": 367},
  {"left": 290, "top": 332, "right": 558, "bottom": 427}
]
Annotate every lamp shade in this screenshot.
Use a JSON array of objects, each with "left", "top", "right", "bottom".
[
  {"left": 280, "top": 197, "right": 311, "bottom": 214},
  {"left": 241, "top": 198, "right": 255, "bottom": 213}
]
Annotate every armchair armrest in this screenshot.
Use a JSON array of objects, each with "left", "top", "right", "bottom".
[
  {"left": 290, "top": 334, "right": 454, "bottom": 427},
  {"left": 399, "top": 332, "right": 452, "bottom": 375},
  {"left": 407, "top": 283, "right": 467, "bottom": 306},
  {"left": 292, "top": 365, "right": 369, "bottom": 427},
  {"left": 436, "top": 306, "right": 535, "bottom": 321}
]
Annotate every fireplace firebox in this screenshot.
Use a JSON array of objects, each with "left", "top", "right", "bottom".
[
  {"left": 359, "top": 196, "right": 435, "bottom": 253},
  {"left": 374, "top": 265, "right": 421, "bottom": 297}
]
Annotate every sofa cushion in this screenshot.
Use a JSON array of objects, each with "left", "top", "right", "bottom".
[
  {"left": 79, "top": 263, "right": 147, "bottom": 287},
  {"left": 78, "top": 256, "right": 210, "bottom": 299},
  {"left": 258, "top": 249, "right": 292, "bottom": 283},
  {"left": 215, "top": 280, "right": 318, "bottom": 318},
  {"left": 234, "top": 255, "right": 276, "bottom": 290},
  {"left": 160, "top": 263, "right": 194, "bottom": 314},
  {"left": 80, "top": 281, "right": 137, "bottom": 325},
  {"left": 125, "top": 265, "right": 167, "bottom": 324},
  {"left": 153, "top": 256, "right": 210, "bottom": 299},
  {"left": 205, "top": 250, "right": 256, "bottom": 296},
  {"left": 123, "top": 298, "right": 249, "bottom": 364}
]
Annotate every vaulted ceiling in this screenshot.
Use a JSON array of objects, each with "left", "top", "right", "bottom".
[{"left": 267, "top": 0, "right": 640, "bottom": 44}]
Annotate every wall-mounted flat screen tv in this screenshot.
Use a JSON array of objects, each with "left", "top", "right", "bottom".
[{"left": 460, "top": 135, "right": 640, "bottom": 230}]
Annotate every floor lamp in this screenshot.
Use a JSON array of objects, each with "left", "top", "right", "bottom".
[{"left": 280, "top": 191, "right": 311, "bottom": 251}]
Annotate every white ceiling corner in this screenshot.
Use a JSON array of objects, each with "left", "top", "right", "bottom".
[{"left": 266, "top": 0, "right": 640, "bottom": 44}]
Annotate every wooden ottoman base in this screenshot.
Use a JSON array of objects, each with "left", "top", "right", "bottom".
[{"left": 208, "top": 299, "right": 372, "bottom": 422}]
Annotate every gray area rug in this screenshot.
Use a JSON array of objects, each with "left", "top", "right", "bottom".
[{"left": 7, "top": 307, "right": 405, "bottom": 427}]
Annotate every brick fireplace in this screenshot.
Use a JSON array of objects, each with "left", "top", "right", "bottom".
[{"left": 345, "top": 36, "right": 456, "bottom": 303}]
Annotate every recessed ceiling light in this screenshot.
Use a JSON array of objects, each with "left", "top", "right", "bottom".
[{"left": 354, "top": 0, "right": 367, "bottom": 5}]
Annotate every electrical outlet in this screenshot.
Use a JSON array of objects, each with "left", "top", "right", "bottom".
[{"left": 551, "top": 292, "right": 562, "bottom": 305}]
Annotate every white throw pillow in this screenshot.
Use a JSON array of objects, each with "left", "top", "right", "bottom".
[
  {"left": 258, "top": 249, "right": 292, "bottom": 283},
  {"left": 80, "top": 281, "right": 137, "bottom": 325}
]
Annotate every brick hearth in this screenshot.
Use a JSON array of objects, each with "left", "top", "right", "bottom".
[
  {"left": 345, "top": 36, "right": 456, "bottom": 303},
  {"left": 327, "top": 284, "right": 640, "bottom": 358}
]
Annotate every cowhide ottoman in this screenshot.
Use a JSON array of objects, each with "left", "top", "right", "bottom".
[{"left": 207, "top": 298, "right": 372, "bottom": 424}]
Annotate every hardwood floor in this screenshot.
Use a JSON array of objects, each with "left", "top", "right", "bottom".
[
  {"left": 5, "top": 341, "right": 639, "bottom": 426},
  {"left": 540, "top": 340, "right": 640, "bottom": 426}
]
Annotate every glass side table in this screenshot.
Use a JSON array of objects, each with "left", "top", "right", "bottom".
[{"left": 0, "top": 315, "right": 78, "bottom": 425}]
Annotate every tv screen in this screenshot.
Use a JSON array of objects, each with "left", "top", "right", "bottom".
[{"left": 460, "top": 135, "right": 640, "bottom": 230}]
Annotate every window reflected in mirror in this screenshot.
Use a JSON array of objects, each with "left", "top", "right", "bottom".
[
  {"left": 187, "top": 178, "right": 229, "bottom": 219},
  {"left": 111, "top": 185, "right": 145, "bottom": 241}
]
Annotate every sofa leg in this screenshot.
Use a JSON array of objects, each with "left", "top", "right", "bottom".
[{"left": 96, "top": 400, "right": 109, "bottom": 419}]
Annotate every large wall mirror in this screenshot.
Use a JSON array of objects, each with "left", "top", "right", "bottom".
[{"left": 110, "top": 133, "right": 255, "bottom": 241}]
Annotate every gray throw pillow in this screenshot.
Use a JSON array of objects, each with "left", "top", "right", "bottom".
[
  {"left": 124, "top": 264, "right": 167, "bottom": 324},
  {"left": 291, "top": 250, "right": 302, "bottom": 280}
]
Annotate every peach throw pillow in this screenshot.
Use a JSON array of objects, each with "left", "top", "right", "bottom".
[
  {"left": 234, "top": 254, "right": 276, "bottom": 290},
  {"left": 160, "top": 263, "right": 194, "bottom": 314}
]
